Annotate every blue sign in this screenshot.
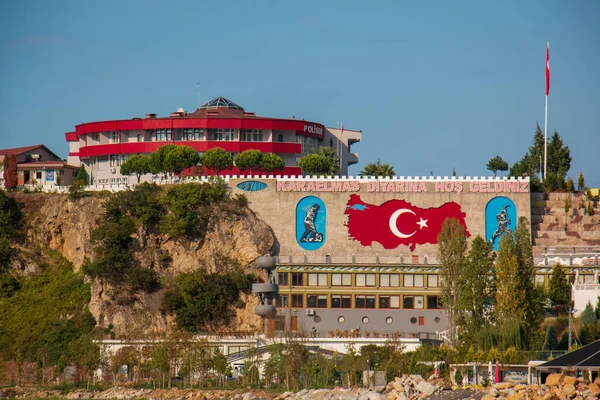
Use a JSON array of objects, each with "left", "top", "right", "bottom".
[
  {"left": 237, "top": 181, "right": 267, "bottom": 192},
  {"left": 45, "top": 170, "right": 55, "bottom": 182},
  {"left": 485, "top": 196, "right": 517, "bottom": 250},
  {"left": 296, "top": 196, "right": 326, "bottom": 250}
]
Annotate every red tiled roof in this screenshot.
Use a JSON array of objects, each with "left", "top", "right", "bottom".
[{"left": 0, "top": 144, "right": 45, "bottom": 156}]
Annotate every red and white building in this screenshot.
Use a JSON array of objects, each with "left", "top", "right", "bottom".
[{"left": 65, "top": 97, "right": 361, "bottom": 185}]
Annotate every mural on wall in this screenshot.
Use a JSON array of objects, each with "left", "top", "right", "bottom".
[
  {"left": 344, "top": 194, "right": 470, "bottom": 251},
  {"left": 486, "top": 196, "right": 517, "bottom": 250},
  {"left": 237, "top": 181, "right": 267, "bottom": 192},
  {"left": 296, "top": 196, "right": 326, "bottom": 250},
  {"left": 45, "top": 170, "right": 55, "bottom": 182}
]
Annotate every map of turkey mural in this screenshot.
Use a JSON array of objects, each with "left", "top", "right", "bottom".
[{"left": 345, "top": 194, "right": 470, "bottom": 251}]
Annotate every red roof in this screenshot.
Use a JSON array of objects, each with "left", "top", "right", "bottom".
[{"left": 0, "top": 144, "right": 45, "bottom": 156}]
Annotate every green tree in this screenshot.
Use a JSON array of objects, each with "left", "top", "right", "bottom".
[
  {"left": 486, "top": 155, "right": 509, "bottom": 178},
  {"left": 120, "top": 155, "right": 150, "bottom": 183},
  {"left": 75, "top": 165, "right": 89, "bottom": 185},
  {"left": 544, "top": 131, "right": 572, "bottom": 190},
  {"left": 543, "top": 325, "right": 558, "bottom": 351},
  {"left": 578, "top": 172, "right": 585, "bottom": 192},
  {"left": 201, "top": 147, "right": 233, "bottom": 175},
  {"left": 2, "top": 153, "right": 18, "bottom": 190},
  {"left": 164, "top": 268, "right": 254, "bottom": 332},
  {"left": 149, "top": 144, "right": 178, "bottom": 175},
  {"left": 234, "top": 149, "right": 264, "bottom": 175},
  {"left": 495, "top": 234, "right": 526, "bottom": 327},
  {"left": 457, "top": 236, "right": 495, "bottom": 341},
  {"left": 299, "top": 147, "right": 340, "bottom": 176},
  {"left": 580, "top": 302, "right": 597, "bottom": 327},
  {"left": 359, "top": 160, "right": 396, "bottom": 177},
  {"left": 261, "top": 152, "right": 286, "bottom": 174},
  {"left": 509, "top": 124, "right": 544, "bottom": 189},
  {"left": 437, "top": 218, "right": 468, "bottom": 345},
  {"left": 68, "top": 334, "right": 100, "bottom": 389},
  {"left": 595, "top": 296, "right": 600, "bottom": 319},
  {"left": 298, "top": 153, "right": 331, "bottom": 176},
  {"left": 547, "top": 264, "right": 571, "bottom": 313},
  {"left": 164, "top": 145, "right": 200, "bottom": 175}
]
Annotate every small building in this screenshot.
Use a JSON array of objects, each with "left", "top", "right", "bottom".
[
  {"left": 0, "top": 144, "right": 79, "bottom": 187},
  {"left": 534, "top": 340, "right": 600, "bottom": 383}
]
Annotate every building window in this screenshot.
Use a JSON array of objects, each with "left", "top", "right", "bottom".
[
  {"left": 208, "top": 128, "right": 237, "bottom": 141},
  {"left": 110, "top": 132, "right": 119, "bottom": 144},
  {"left": 379, "top": 295, "right": 400, "bottom": 309},
  {"left": 356, "top": 273, "right": 376, "bottom": 287},
  {"left": 276, "top": 294, "right": 288, "bottom": 307},
  {"left": 183, "top": 128, "right": 204, "bottom": 141},
  {"left": 278, "top": 272, "right": 289, "bottom": 286},
  {"left": 291, "top": 272, "right": 303, "bottom": 286},
  {"left": 278, "top": 134, "right": 284, "bottom": 142},
  {"left": 137, "top": 133, "right": 144, "bottom": 142},
  {"left": 535, "top": 275, "right": 545, "bottom": 285},
  {"left": 331, "top": 273, "right": 351, "bottom": 286},
  {"left": 308, "top": 273, "right": 327, "bottom": 286},
  {"left": 291, "top": 294, "right": 304, "bottom": 308},
  {"left": 404, "top": 274, "right": 424, "bottom": 287},
  {"left": 240, "top": 129, "right": 264, "bottom": 142},
  {"left": 331, "top": 295, "right": 351, "bottom": 308},
  {"left": 36, "top": 171, "right": 42, "bottom": 180},
  {"left": 307, "top": 295, "right": 327, "bottom": 308},
  {"left": 427, "top": 275, "right": 439, "bottom": 288},
  {"left": 380, "top": 274, "right": 400, "bottom": 287},
  {"left": 355, "top": 295, "right": 376, "bottom": 309},
  {"left": 156, "top": 129, "right": 172, "bottom": 141},
  {"left": 109, "top": 155, "right": 125, "bottom": 167},
  {"left": 403, "top": 295, "right": 424, "bottom": 309},
  {"left": 427, "top": 295, "right": 442, "bottom": 309}
]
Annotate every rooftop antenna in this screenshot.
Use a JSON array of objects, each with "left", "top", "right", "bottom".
[{"left": 197, "top": 82, "right": 200, "bottom": 108}]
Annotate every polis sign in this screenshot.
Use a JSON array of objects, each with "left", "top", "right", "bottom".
[
  {"left": 303, "top": 123, "right": 324, "bottom": 138},
  {"left": 276, "top": 179, "right": 529, "bottom": 193}
]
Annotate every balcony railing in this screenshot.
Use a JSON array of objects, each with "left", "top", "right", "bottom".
[
  {"left": 275, "top": 254, "right": 439, "bottom": 266},
  {"left": 574, "top": 283, "right": 600, "bottom": 291}
]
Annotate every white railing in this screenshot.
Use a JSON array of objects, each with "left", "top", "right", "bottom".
[
  {"left": 574, "top": 284, "right": 600, "bottom": 291},
  {"left": 276, "top": 254, "right": 439, "bottom": 266}
]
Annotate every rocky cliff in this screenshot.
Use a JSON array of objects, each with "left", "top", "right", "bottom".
[{"left": 16, "top": 192, "right": 274, "bottom": 338}]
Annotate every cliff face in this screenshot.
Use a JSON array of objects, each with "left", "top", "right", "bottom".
[{"left": 20, "top": 193, "right": 273, "bottom": 338}]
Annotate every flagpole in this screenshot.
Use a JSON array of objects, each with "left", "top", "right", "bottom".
[{"left": 543, "top": 41, "right": 549, "bottom": 180}]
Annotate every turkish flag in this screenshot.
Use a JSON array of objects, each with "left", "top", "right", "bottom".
[
  {"left": 546, "top": 43, "right": 550, "bottom": 96},
  {"left": 344, "top": 194, "right": 470, "bottom": 251}
]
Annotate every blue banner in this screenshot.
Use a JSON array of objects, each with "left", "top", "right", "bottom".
[
  {"left": 296, "top": 196, "right": 326, "bottom": 251},
  {"left": 485, "top": 196, "right": 517, "bottom": 250}
]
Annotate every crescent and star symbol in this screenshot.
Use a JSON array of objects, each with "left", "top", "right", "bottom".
[{"left": 388, "top": 209, "right": 428, "bottom": 239}]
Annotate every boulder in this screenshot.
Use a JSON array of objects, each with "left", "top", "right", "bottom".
[
  {"left": 563, "top": 376, "right": 577, "bottom": 385},
  {"left": 495, "top": 382, "right": 515, "bottom": 390},
  {"left": 588, "top": 383, "right": 600, "bottom": 397},
  {"left": 414, "top": 381, "right": 436, "bottom": 396},
  {"left": 488, "top": 388, "right": 500, "bottom": 397},
  {"left": 514, "top": 384, "right": 527, "bottom": 391},
  {"left": 546, "top": 374, "right": 564, "bottom": 387},
  {"left": 562, "top": 384, "right": 576, "bottom": 398},
  {"left": 507, "top": 393, "right": 526, "bottom": 400}
]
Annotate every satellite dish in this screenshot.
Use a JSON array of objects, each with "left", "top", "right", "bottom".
[{"left": 177, "top": 108, "right": 185, "bottom": 113}]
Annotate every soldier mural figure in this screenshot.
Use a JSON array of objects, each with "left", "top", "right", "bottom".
[
  {"left": 490, "top": 205, "right": 511, "bottom": 244},
  {"left": 300, "top": 204, "right": 323, "bottom": 243}
]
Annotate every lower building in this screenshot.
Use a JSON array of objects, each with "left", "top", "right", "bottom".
[{"left": 0, "top": 144, "right": 79, "bottom": 188}]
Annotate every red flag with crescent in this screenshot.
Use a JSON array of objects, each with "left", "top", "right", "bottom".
[{"left": 344, "top": 194, "right": 470, "bottom": 251}]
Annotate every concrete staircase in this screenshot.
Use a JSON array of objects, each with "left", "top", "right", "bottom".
[{"left": 531, "top": 192, "right": 600, "bottom": 257}]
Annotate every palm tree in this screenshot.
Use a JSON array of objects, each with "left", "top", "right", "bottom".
[{"left": 359, "top": 160, "right": 395, "bottom": 177}]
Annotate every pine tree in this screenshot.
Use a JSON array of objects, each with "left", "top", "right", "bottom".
[
  {"left": 495, "top": 234, "right": 525, "bottom": 325},
  {"left": 547, "top": 264, "right": 571, "bottom": 313},
  {"left": 580, "top": 302, "right": 597, "bottom": 327},
  {"left": 543, "top": 325, "right": 558, "bottom": 351}
]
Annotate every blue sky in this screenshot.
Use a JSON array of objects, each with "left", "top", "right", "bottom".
[{"left": 1, "top": 1, "right": 599, "bottom": 185}]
